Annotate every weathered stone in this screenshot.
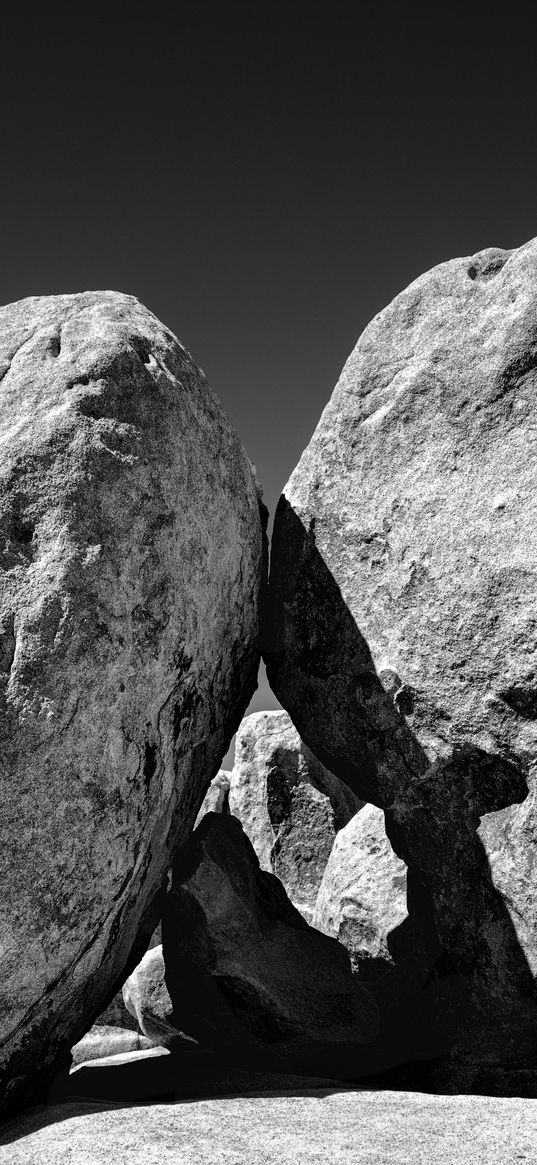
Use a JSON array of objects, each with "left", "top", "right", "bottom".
[
  {"left": 265, "top": 239, "right": 537, "bottom": 1064},
  {"left": 162, "top": 813, "right": 378, "bottom": 1059},
  {"left": 123, "top": 944, "right": 197, "bottom": 1050},
  {"left": 229, "top": 711, "right": 361, "bottom": 921},
  {"left": 194, "top": 769, "right": 230, "bottom": 826},
  {"left": 313, "top": 804, "right": 408, "bottom": 972},
  {"left": 0, "top": 291, "right": 266, "bottom": 1119},
  {"left": 71, "top": 1026, "right": 153, "bottom": 1065}
]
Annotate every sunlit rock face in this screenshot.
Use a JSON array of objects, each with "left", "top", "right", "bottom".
[
  {"left": 194, "top": 770, "right": 231, "bottom": 826},
  {"left": 0, "top": 291, "right": 266, "bottom": 1120},
  {"left": 313, "top": 804, "right": 408, "bottom": 972},
  {"left": 265, "top": 239, "right": 537, "bottom": 1064},
  {"left": 229, "top": 710, "right": 361, "bottom": 922}
]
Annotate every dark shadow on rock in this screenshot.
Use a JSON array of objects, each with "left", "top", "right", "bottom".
[
  {"left": 0, "top": 1049, "right": 355, "bottom": 1146},
  {"left": 263, "top": 498, "right": 537, "bottom": 1070},
  {"left": 6, "top": 1044, "right": 537, "bottom": 1147},
  {"left": 160, "top": 812, "right": 379, "bottom": 1075}
]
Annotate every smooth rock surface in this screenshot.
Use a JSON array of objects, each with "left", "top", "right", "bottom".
[
  {"left": 0, "top": 291, "right": 265, "bottom": 1118},
  {"left": 162, "top": 813, "right": 378, "bottom": 1057},
  {"left": 265, "top": 239, "right": 537, "bottom": 1062},
  {"left": 3, "top": 1089, "right": 537, "bottom": 1164},
  {"left": 313, "top": 804, "right": 408, "bottom": 971},
  {"left": 123, "top": 944, "right": 197, "bottom": 1049},
  {"left": 71, "top": 1025, "right": 153, "bottom": 1065},
  {"left": 122, "top": 945, "right": 175, "bottom": 1046},
  {"left": 230, "top": 711, "right": 361, "bottom": 920}
]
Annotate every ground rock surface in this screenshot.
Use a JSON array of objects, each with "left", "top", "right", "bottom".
[
  {"left": 2, "top": 1088, "right": 537, "bottom": 1164},
  {"left": 161, "top": 812, "right": 377, "bottom": 1057},
  {"left": 265, "top": 238, "right": 537, "bottom": 1062},
  {"left": 0, "top": 291, "right": 265, "bottom": 1118},
  {"left": 229, "top": 711, "right": 361, "bottom": 920}
]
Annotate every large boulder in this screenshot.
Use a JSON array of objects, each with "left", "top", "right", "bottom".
[
  {"left": 313, "top": 804, "right": 408, "bottom": 973},
  {"left": 229, "top": 711, "right": 361, "bottom": 921},
  {"left": 161, "top": 813, "right": 378, "bottom": 1063},
  {"left": 265, "top": 239, "right": 537, "bottom": 1064},
  {"left": 0, "top": 292, "right": 266, "bottom": 1119}
]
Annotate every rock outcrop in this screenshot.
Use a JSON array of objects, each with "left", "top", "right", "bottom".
[
  {"left": 313, "top": 804, "right": 408, "bottom": 973},
  {"left": 229, "top": 711, "right": 361, "bottom": 920},
  {"left": 161, "top": 813, "right": 378, "bottom": 1061},
  {"left": 265, "top": 239, "right": 537, "bottom": 1064},
  {"left": 0, "top": 291, "right": 266, "bottom": 1119}
]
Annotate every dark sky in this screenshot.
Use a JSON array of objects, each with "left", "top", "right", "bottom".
[{"left": 2, "top": 2, "right": 536, "bottom": 752}]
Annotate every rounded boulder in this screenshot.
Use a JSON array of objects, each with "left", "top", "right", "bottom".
[{"left": 0, "top": 291, "right": 265, "bottom": 1118}]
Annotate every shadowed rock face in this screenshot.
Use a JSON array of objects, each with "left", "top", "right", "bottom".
[
  {"left": 162, "top": 813, "right": 378, "bottom": 1059},
  {"left": 0, "top": 291, "right": 266, "bottom": 1120},
  {"left": 229, "top": 711, "right": 362, "bottom": 921},
  {"left": 265, "top": 239, "right": 537, "bottom": 1064}
]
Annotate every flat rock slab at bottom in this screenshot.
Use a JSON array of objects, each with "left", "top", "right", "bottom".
[{"left": 2, "top": 1089, "right": 537, "bottom": 1164}]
